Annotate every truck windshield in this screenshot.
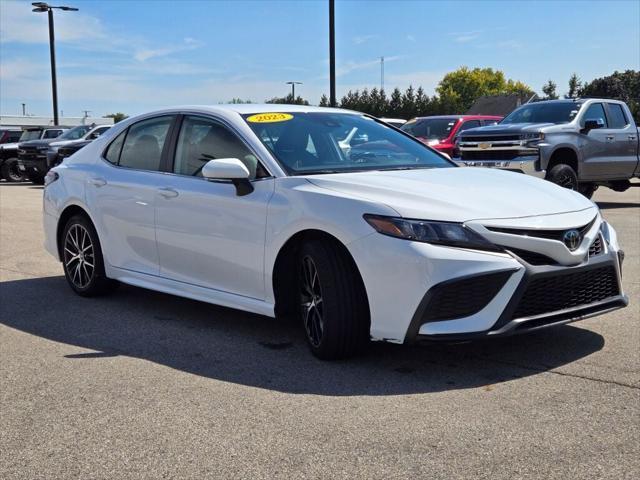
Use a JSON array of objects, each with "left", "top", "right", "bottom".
[
  {"left": 19, "top": 130, "right": 42, "bottom": 141},
  {"left": 401, "top": 118, "right": 457, "bottom": 140},
  {"left": 243, "top": 112, "right": 453, "bottom": 175},
  {"left": 502, "top": 102, "right": 582, "bottom": 125},
  {"left": 57, "top": 125, "right": 91, "bottom": 140}
]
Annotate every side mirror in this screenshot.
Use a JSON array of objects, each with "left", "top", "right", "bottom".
[
  {"left": 584, "top": 118, "right": 605, "bottom": 132},
  {"left": 202, "top": 158, "right": 254, "bottom": 196}
]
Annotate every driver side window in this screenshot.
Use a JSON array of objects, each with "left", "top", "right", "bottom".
[
  {"left": 174, "top": 116, "right": 263, "bottom": 179},
  {"left": 582, "top": 103, "right": 608, "bottom": 128}
]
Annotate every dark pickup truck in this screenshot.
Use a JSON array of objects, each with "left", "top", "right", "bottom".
[{"left": 457, "top": 98, "right": 639, "bottom": 197}]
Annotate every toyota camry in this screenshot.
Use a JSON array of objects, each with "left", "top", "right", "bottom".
[{"left": 42, "top": 105, "right": 628, "bottom": 359}]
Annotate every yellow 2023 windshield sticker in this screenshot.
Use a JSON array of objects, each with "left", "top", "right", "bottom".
[{"left": 246, "top": 113, "right": 294, "bottom": 123}]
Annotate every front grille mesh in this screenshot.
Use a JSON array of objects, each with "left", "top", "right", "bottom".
[
  {"left": 509, "top": 248, "right": 557, "bottom": 266},
  {"left": 423, "top": 271, "right": 513, "bottom": 322},
  {"left": 461, "top": 134, "right": 521, "bottom": 142},
  {"left": 511, "top": 265, "right": 619, "bottom": 320},
  {"left": 589, "top": 235, "right": 604, "bottom": 257}
]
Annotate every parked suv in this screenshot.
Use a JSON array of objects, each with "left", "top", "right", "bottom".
[
  {"left": 457, "top": 99, "right": 640, "bottom": 197},
  {"left": 0, "top": 126, "right": 66, "bottom": 182},
  {"left": 402, "top": 115, "right": 502, "bottom": 157},
  {"left": 18, "top": 124, "right": 107, "bottom": 184}
]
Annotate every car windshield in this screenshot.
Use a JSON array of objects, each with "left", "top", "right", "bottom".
[
  {"left": 19, "top": 130, "right": 42, "bottom": 141},
  {"left": 501, "top": 102, "right": 582, "bottom": 125},
  {"left": 401, "top": 118, "right": 458, "bottom": 140},
  {"left": 57, "top": 125, "right": 91, "bottom": 140},
  {"left": 244, "top": 112, "right": 452, "bottom": 175}
]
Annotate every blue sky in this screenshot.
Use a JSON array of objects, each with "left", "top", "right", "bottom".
[{"left": 1, "top": 0, "right": 639, "bottom": 118}]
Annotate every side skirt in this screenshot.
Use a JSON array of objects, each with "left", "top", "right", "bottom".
[{"left": 107, "top": 266, "right": 276, "bottom": 318}]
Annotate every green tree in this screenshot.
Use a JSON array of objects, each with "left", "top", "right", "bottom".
[
  {"left": 567, "top": 73, "right": 581, "bottom": 98},
  {"left": 542, "top": 80, "right": 559, "bottom": 100},
  {"left": 401, "top": 85, "right": 416, "bottom": 119},
  {"left": 388, "top": 88, "right": 403, "bottom": 117},
  {"left": 319, "top": 94, "right": 329, "bottom": 107},
  {"left": 580, "top": 70, "right": 640, "bottom": 122},
  {"left": 436, "top": 66, "right": 533, "bottom": 112},
  {"left": 265, "top": 94, "right": 309, "bottom": 105},
  {"left": 103, "top": 112, "right": 128, "bottom": 123},
  {"left": 227, "top": 98, "right": 252, "bottom": 104}
]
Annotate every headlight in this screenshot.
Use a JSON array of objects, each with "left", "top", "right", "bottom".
[
  {"left": 44, "top": 170, "right": 59, "bottom": 186},
  {"left": 49, "top": 146, "right": 59, "bottom": 153},
  {"left": 363, "top": 214, "right": 501, "bottom": 251},
  {"left": 522, "top": 132, "right": 544, "bottom": 141}
]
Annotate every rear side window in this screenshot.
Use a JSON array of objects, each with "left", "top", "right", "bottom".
[
  {"left": 606, "top": 103, "right": 629, "bottom": 129},
  {"left": 458, "top": 120, "right": 481, "bottom": 132},
  {"left": 118, "top": 116, "right": 174, "bottom": 171},
  {"left": 43, "top": 129, "right": 62, "bottom": 139},
  {"left": 104, "top": 130, "right": 126, "bottom": 165},
  {"left": 582, "top": 103, "right": 608, "bottom": 128}
]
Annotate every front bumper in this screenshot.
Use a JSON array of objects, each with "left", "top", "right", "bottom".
[
  {"left": 348, "top": 221, "right": 626, "bottom": 344},
  {"left": 458, "top": 156, "right": 546, "bottom": 178},
  {"left": 18, "top": 153, "right": 48, "bottom": 176},
  {"left": 411, "top": 249, "right": 627, "bottom": 342}
]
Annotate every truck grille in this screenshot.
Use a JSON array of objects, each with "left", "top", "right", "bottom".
[
  {"left": 461, "top": 134, "right": 521, "bottom": 142},
  {"left": 511, "top": 265, "right": 619, "bottom": 320},
  {"left": 462, "top": 150, "right": 523, "bottom": 161}
]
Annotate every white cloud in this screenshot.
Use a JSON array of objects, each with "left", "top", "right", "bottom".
[
  {"left": 133, "top": 38, "right": 204, "bottom": 62},
  {"left": 353, "top": 34, "right": 376, "bottom": 45},
  {"left": 334, "top": 55, "right": 401, "bottom": 77},
  {"left": 406, "top": 34, "right": 416, "bottom": 43},
  {"left": 449, "top": 29, "right": 483, "bottom": 43}
]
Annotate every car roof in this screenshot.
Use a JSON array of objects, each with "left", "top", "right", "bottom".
[{"left": 140, "top": 104, "right": 356, "bottom": 116}]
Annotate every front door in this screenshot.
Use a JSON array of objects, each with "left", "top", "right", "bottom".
[
  {"left": 154, "top": 115, "right": 274, "bottom": 299},
  {"left": 579, "top": 102, "right": 614, "bottom": 180}
]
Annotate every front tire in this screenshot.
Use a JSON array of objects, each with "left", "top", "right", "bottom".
[
  {"left": 547, "top": 163, "right": 578, "bottom": 191},
  {"left": 62, "top": 215, "right": 118, "bottom": 297},
  {"left": 1, "top": 158, "right": 26, "bottom": 182},
  {"left": 298, "top": 240, "right": 369, "bottom": 360}
]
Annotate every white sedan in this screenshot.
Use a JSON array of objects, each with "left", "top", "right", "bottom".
[{"left": 42, "top": 105, "right": 628, "bottom": 359}]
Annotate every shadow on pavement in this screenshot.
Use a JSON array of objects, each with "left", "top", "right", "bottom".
[
  {"left": 596, "top": 201, "right": 639, "bottom": 210},
  {"left": 0, "top": 275, "right": 605, "bottom": 396}
]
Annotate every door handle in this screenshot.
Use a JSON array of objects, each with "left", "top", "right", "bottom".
[
  {"left": 629, "top": 135, "right": 637, "bottom": 141},
  {"left": 605, "top": 135, "right": 615, "bottom": 142},
  {"left": 88, "top": 177, "right": 106, "bottom": 187},
  {"left": 158, "top": 187, "right": 179, "bottom": 198}
]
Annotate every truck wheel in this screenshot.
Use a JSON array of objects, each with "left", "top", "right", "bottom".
[
  {"left": 578, "top": 183, "right": 597, "bottom": 199},
  {"left": 547, "top": 164, "right": 578, "bottom": 191},
  {"left": 1, "top": 158, "right": 26, "bottom": 182},
  {"left": 298, "top": 239, "right": 369, "bottom": 360}
]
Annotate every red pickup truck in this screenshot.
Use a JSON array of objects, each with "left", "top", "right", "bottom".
[{"left": 401, "top": 115, "right": 502, "bottom": 157}]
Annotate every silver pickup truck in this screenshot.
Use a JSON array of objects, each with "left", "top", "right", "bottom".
[{"left": 457, "top": 98, "right": 640, "bottom": 198}]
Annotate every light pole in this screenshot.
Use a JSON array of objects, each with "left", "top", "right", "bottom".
[
  {"left": 31, "top": 2, "right": 78, "bottom": 126},
  {"left": 329, "top": 0, "right": 336, "bottom": 107},
  {"left": 286, "top": 81, "right": 302, "bottom": 101}
]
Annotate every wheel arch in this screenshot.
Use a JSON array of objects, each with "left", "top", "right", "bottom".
[
  {"left": 271, "top": 229, "right": 370, "bottom": 319},
  {"left": 55, "top": 204, "right": 95, "bottom": 261},
  {"left": 547, "top": 146, "right": 580, "bottom": 177}
]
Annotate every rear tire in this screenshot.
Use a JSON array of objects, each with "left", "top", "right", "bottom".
[
  {"left": 62, "top": 214, "right": 118, "bottom": 297},
  {"left": 298, "top": 239, "right": 369, "bottom": 360},
  {"left": 1, "top": 158, "right": 26, "bottom": 182},
  {"left": 547, "top": 163, "right": 578, "bottom": 191}
]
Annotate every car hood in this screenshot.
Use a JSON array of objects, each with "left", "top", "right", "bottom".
[
  {"left": 305, "top": 167, "right": 595, "bottom": 222},
  {"left": 0, "top": 142, "right": 20, "bottom": 150},
  {"left": 461, "top": 123, "right": 555, "bottom": 136},
  {"left": 19, "top": 139, "right": 58, "bottom": 148},
  {"left": 50, "top": 139, "right": 86, "bottom": 148}
]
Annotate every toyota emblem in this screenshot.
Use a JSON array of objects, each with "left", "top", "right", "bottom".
[{"left": 563, "top": 229, "right": 581, "bottom": 251}]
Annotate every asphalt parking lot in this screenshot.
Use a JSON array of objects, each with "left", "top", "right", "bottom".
[{"left": 0, "top": 182, "right": 638, "bottom": 479}]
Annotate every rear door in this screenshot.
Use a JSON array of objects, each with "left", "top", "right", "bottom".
[
  {"left": 86, "top": 115, "right": 176, "bottom": 275},
  {"left": 603, "top": 102, "right": 638, "bottom": 177},
  {"left": 579, "top": 102, "right": 613, "bottom": 179}
]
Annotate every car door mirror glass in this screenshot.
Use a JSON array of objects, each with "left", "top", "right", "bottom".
[
  {"left": 584, "top": 118, "right": 605, "bottom": 132},
  {"left": 202, "top": 158, "right": 253, "bottom": 196}
]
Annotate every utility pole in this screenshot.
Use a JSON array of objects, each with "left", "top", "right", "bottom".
[
  {"left": 21, "top": 103, "right": 26, "bottom": 116},
  {"left": 329, "top": 0, "right": 336, "bottom": 107},
  {"left": 285, "top": 81, "right": 302, "bottom": 101},
  {"left": 380, "top": 56, "right": 384, "bottom": 93}
]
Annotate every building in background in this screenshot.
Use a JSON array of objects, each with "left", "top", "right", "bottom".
[{"left": 0, "top": 115, "right": 113, "bottom": 128}]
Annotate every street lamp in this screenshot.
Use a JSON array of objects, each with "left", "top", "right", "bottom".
[
  {"left": 286, "top": 81, "right": 302, "bottom": 101},
  {"left": 31, "top": 2, "right": 78, "bottom": 126}
]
